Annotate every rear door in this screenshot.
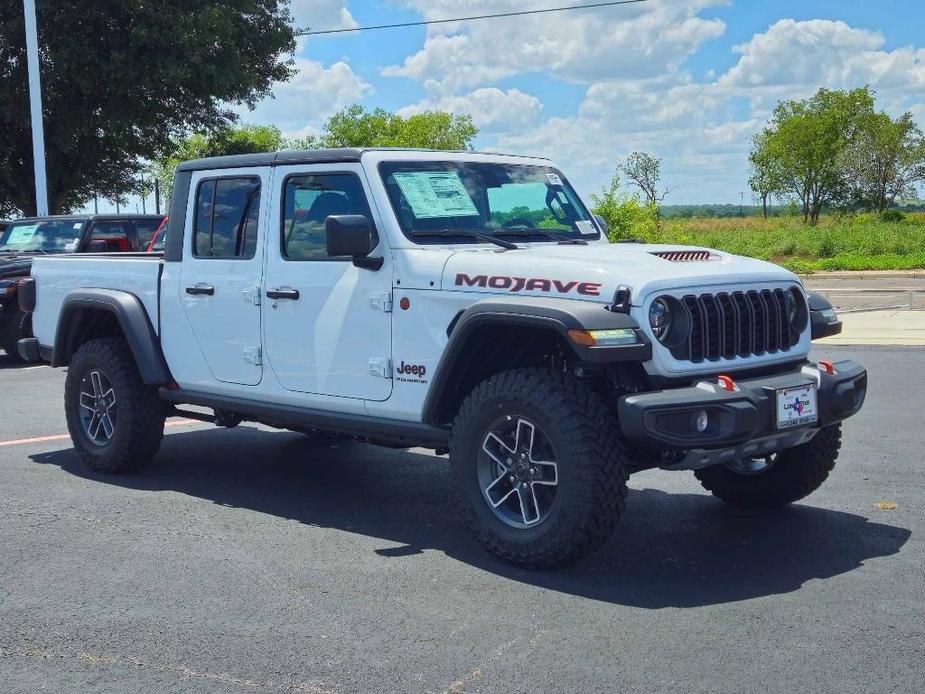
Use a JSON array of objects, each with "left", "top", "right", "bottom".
[
  {"left": 179, "top": 169, "right": 269, "bottom": 386},
  {"left": 262, "top": 163, "right": 393, "bottom": 401}
]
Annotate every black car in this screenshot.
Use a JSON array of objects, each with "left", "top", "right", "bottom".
[{"left": 0, "top": 214, "right": 165, "bottom": 360}]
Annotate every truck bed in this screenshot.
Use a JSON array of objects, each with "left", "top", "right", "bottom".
[{"left": 31, "top": 255, "right": 163, "bottom": 347}]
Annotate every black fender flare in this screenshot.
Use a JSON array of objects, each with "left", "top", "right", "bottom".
[
  {"left": 421, "top": 296, "right": 650, "bottom": 425},
  {"left": 52, "top": 289, "right": 171, "bottom": 384}
]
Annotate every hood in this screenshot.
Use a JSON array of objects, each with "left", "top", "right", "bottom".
[
  {"left": 441, "top": 242, "right": 800, "bottom": 305},
  {"left": 0, "top": 255, "right": 34, "bottom": 280}
]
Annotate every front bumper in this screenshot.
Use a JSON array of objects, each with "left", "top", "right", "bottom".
[{"left": 618, "top": 359, "right": 867, "bottom": 453}]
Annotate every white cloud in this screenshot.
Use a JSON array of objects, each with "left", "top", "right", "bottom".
[
  {"left": 398, "top": 87, "right": 542, "bottom": 132},
  {"left": 717, "top": 19, "right": 925, "bottom": 114},
  {"left": 487, "top": 17, "right": 925, "bottom": 202},
  {"left": 383, "top": 0, "right": 726, "bottom": 92},
  {"left": 240, "top": 58, "right": 371, "bottom": 135},
  {"left": 289, "top": 0, "right": 357, "bottom": 34}
]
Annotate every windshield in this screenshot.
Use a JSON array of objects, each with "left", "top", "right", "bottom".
[
  {"left": 379, "top": 161, "right": 600, "bottom": 243},
  {"left": 0, "top": 219, "right": 85, "bottom": 253}
]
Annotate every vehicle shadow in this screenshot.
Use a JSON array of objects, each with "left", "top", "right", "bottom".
[
  {"left": 31, "top": 426, "right": 910, "bottom": 609},
  {"left": 0, "top": 352, "right": 26, "bottom": 369}
]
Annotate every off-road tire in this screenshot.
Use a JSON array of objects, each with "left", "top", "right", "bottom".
[
  {"left": 0, "top": 304, "right": 26, "bottom": 362},
  {"left": 450, "top": 368, "right": 628, "bottom": 568},
  {"left": 64, "top": 337, "right": 166, "bottom": 473},
  {"left": 694, "top": 424, "right": 842, "bottom": 508}
]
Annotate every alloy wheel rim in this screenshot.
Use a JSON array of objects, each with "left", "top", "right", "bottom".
[
  {"left": 78, "top": 369, "right": 117, "bottom": 446},
  {"left": 477, "top": 416, "right": 559, "bottom": 528}
]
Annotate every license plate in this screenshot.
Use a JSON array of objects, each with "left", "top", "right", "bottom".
[{"left": 776, "top": 384, "right": 818, "bottom": 429}]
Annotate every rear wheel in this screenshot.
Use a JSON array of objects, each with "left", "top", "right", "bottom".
[
  {"left": 694, "top": 424, "right": 842, "bottom": 508},
  {"left": 450, "top": 368, "right": 628, "bottom": 568},
  {"left": 64, "top": 337, "right": 166, "bottom": 473}
]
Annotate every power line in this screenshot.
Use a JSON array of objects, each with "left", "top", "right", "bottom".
[{"left": 296, "top": 0, "right": 648, "bottom": 37}]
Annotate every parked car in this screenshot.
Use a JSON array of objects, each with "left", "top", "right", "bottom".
[
  {"left": 0, "top": 213, "right": 164, "bottom": 359},
  {"left": 19, "top": 149, "right": 862, "bottom": 568}
]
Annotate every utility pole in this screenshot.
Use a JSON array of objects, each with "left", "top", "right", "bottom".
[
  {"left": 739, "top": 191, "right": 744, "bottom": 216},
  {"left": 94, "top": 197, "right": 98, "bottom": 214},
  {"left": 23, "top": 0, "right": 49, "bottom": 216},
  {"left": 154, "top": 179, "right": 161, "bottom": 215}
]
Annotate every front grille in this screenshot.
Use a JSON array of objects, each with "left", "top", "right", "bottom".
[{"left": 677, "top": 289, "right": 798, "bottom": 363}]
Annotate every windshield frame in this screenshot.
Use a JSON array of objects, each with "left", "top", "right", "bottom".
[
  {"left": 0, "top": 218, "right": 88, "bottom": 254},
  {"left": 377, "top": 160, "right": 601, "bottom": 245}
]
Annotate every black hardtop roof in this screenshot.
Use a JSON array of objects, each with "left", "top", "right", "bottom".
[
  {"left": 175, "top": 147, "right": 549, "bottom": 172},
  {"left": 9, "top": 213, "right": 165, "bottom": 224}
]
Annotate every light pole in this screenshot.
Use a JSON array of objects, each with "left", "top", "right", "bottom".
[{"left": 23, "top": 0, "right": 49, "bottom": 216}]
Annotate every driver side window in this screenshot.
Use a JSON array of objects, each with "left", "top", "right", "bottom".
[{"left": 281, "top": 173, "right": 375, "bottom": 261}]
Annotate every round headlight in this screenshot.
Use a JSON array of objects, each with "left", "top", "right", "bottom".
[{"left": 649, "top": 298, "right": 672, "bottom": 342}]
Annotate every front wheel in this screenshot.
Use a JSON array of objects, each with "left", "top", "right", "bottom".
[
  {"left": 450, "top": 368, "right": 628, "bottom": 568},
  {"left": 64, "top": 337, "right": 166, "bottom": 473},
  {"left": 694, "top": 424, "right": 842, "bottom": 508}
]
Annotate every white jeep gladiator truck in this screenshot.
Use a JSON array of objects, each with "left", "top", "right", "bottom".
[{"left": 19, "top": 148, "right": 866, "bottom": 567}]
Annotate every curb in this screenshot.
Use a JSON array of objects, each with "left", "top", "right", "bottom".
[{"left": 800, "top": 272, "right": 922, "bottom": 280}]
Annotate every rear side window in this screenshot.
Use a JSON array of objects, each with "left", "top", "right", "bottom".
[
  {"left": 134, "top": 218, "right": 163, "bottom": 247},
  {"left": 88, "top": 222, "right": 130, "bottom": 252},
  {"left": 193, "top": 177, "right": 261, "bottom": 258},
  {"left": 281, "top": 173, "right": 374, "bottom": 261}
]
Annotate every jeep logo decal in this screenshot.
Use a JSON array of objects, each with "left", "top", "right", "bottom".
[
  {"left": 455, "top": 273, "right": 601, "bottom": 296},
  {"left": 396, "top": 361, "right": 428, "bottom": 384}
]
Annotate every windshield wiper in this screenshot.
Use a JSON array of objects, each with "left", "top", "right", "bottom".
[
  {"left": 494, "top": 228, "right": 588, "bottom": 245},
  {"left": 410, "top": 230, "right": 519, "bottom": 250}
]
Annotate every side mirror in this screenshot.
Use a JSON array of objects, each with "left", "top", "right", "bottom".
[
  {"left": 326, "top": 215, "right": 382, "bottom": 270},
  {"left": 593, "top": 214, "right": 609, "bottom": 235},
  {"left": 86, "top": 239, "right": 107, "bottom": 253}
]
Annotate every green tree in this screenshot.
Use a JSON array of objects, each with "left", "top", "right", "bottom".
[
  {"left": 841, "top": 111, "right": 925, "bottom": 212},
  {"left": 318, "top": 105, "right": 478, "bottom": 150},
  {"left": 0, "top": 1, "right": 295, "bottom": 216},
  {"left": 153, "top": 124, "right": 289, "bottom": 197},
  {"left": 620, "top": 151, "right": 670, "bottom": 217},
  {"left": 760, "top": 87, "right": 875, "bottom": 225},
  {"left": 590, "top": 173, "right": 658, "bottom": 241},
  {"left": 747, "top": 131, "right": 786, "bottom": 218}
]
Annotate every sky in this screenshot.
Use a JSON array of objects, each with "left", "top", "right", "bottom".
[{"left": 100, "top": 0, "right": 925, "bottom": 212}]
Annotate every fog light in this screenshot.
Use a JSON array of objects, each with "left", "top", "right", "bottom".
[{"left": 694, "top": 410, "right": 709, "bottom": 433}]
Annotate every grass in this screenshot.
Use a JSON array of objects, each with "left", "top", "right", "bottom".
[{"left": 642, "top": 212, "right": 925, "bottom": 273}]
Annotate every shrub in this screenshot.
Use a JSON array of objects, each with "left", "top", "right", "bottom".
[{"left": 880, "top": 209, "right": 906, "bottom": 223}]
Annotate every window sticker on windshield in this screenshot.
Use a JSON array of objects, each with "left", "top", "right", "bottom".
[
  {"left": 5, "top": 224, "right": 39, "bottom": 247},
  {"left": 393, "top": 171, "right": 479, "bottom": 218},
  {"left": 576, "top": 220, "right": 597, "bottom": 235},
  {"left": 546, "top": 173, "right": 563, "bottom": 186},
  {"left": 73, "top": 222, "right": 82, "bottom": 230}
]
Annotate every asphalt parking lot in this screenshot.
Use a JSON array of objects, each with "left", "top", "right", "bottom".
[{"left": 0, "top": 347, "right": 922, "bottom": 693}]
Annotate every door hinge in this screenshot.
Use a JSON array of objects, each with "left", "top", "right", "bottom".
[
  {"left": 369, "top": 292, "right": 393, "bottom": 313},
  {"left": 243, "top": 347, "right": 262, "bottom": 366},
  {"left": 369, "top": 357, "right": 392, "bottom": 379},
  {"left": 243, "top": 286, "right": 261, "bottom": 306}
]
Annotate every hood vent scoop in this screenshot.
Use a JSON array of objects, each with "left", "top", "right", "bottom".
[{"left": 651, "top": 250, "right": 718, "bottom": 262}]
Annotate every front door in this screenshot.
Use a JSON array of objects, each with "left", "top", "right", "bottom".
[
  {"left": 179, "top": 168, "right": 269, "bottom": 386},
  {"left": 263, "top": 164, "right": 393, "bottom": 401}
]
